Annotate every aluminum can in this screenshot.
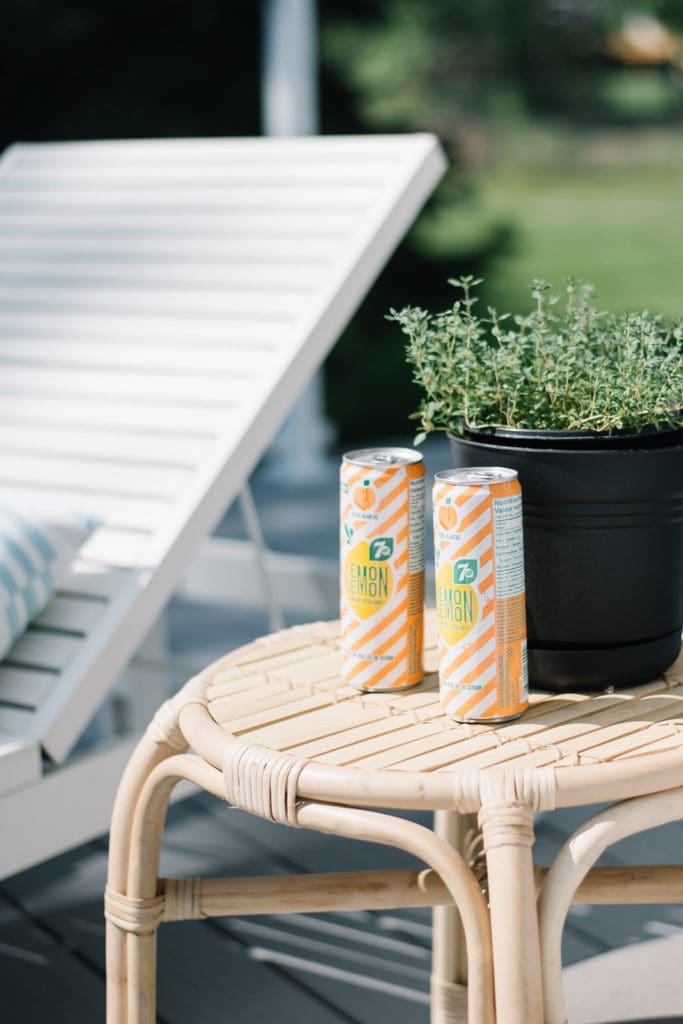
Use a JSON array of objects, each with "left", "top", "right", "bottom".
[
  {"left": 340, "top": 447, "right": 425, "bottom": 691},
  {"left": 433, "top": 467, "right": 528, "bottom": 721}
]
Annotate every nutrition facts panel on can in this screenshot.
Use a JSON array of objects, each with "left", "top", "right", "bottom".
[
  {"left": 492, "top": 494, "right": 525, "bottom": 598},
  {"left": 408, "top": 477, "right": 425, "bottom": 573}
]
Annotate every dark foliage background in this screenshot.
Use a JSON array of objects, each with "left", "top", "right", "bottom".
[{"left": 3, "top": 2, "right": 261, "bottom": 143}]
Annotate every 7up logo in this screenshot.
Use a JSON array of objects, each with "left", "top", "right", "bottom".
[
  {"left": 369, "top": 537, "right": 394, "bottom": 562},
  {"left": 453, "top": 558, "right": 478, "bottom": 584}
]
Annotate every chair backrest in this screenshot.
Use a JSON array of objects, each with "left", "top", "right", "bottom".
[{"left": 0, "top": 134, "right": 446, "bottom": 765}]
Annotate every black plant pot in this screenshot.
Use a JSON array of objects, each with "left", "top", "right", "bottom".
[{"left": 447, "top": 425, "right": 683, "bottom": 691}]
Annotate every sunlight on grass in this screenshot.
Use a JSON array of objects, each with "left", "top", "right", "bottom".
[{"left": 479, "top": 166, "right": 683, "bottom": 319}]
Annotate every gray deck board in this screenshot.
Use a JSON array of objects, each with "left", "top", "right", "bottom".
[
  {"left": 0, "top": 887, "right": 104, "bottom": 1023},
  {"left": 4, "top": 791, "right": 683, "bottom": 1022},
  {"left": 156, "top": 920, "right": 351, "bottom": 1024},
  {"left": 220, "top": 914, "right": 431, "bottom": 1023},
  {"left": 1, "top": 803, "right": 366, "bottom": 1023},
  {"left": 539, "top": 811, "right": 683, "bottom": 954},
  {"left": 199, "top": 793, "right": 428, "bottom": 871},
  {"left": 275, "top": 958, "right": 430, "bottom": 1024}
]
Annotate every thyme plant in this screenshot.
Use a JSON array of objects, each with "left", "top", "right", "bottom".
[{"left": 389, "top": 278, "right": 683, "bottom": 442}]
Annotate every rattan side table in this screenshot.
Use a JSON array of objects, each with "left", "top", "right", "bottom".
[{"left": 106, "top": 612, "right": 683, "bottom": 1024}]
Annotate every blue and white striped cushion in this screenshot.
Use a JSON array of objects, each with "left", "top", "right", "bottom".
[{"left": 0, "top": 503, "right": 97, "bottom": 660}]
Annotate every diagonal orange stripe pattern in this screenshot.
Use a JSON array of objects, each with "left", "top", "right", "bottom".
[{"left": 341, "top": 451, "right": 424, "bottom": 692}]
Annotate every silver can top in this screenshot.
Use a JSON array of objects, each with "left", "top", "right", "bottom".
[
  {"left": 344, "top": 447, "right": 424, "bottom": 469},
  {"left": 435, "top": 467, "right": 518, "bottom": 486}
]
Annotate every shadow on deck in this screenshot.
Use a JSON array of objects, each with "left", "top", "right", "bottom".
[{"left": 3, "top": 793, "right": 683, "bottom": 1022}]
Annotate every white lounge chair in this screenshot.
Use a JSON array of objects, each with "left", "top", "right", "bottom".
[{"left": 0, "top": 134, "right": 446, "bottom": 877}]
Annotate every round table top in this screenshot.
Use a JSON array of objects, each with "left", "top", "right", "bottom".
[{"left": 203, "top": 611, "right": 683, "bottom": 783}]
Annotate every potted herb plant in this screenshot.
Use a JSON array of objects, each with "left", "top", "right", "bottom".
[{"left": 389, "top": 277, "right": 683, "bottom": 690}]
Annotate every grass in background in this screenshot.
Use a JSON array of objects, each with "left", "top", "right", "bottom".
[
  {"left": 482, "top": 169, "right": 683, "bottom": 318},
  {"left": 332, "top": 121, "right": 683, "bottom": 441},
  {"left": 421, "top": 125, "right": 683, "bottom": 320}
]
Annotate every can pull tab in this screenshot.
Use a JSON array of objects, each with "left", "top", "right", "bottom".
[
  {"left": 464, "top": 470, "right": 502, "bottom": 483},
  {"left": 373, "top": 453, "right": 398, "bottom": 465}
]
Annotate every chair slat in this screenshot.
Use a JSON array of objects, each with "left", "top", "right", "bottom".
[
  {"left": 0, "top": 665, "right": 55, "bottom": 707},
  {"left": 35, "top": 595, "right": 106, "bottom": 634},
  {"left": 6, "top": 631, "right": 81, "bottom": 674},
  {"left": 9, "top": 166, "right": 391, "bottom": 187},
  {"left": 0, "top": 395, "right": 236, "bottom": 435},
  {"left": 81, "top": 528, "right": 151, "bottom": 570},
  {"left": 0, "top": 283, "right": 306, "bottom": 319},
  {"left": 0, "top": 260, "right": 327, "bottom": 292},
  {"left": 10, "top": 135, "right": 423, "bottom": 167},
  {"left": 0, "top": 701, "right": 42, "bottom": 739},
  {"left": 0, "top": 210, "right": 357, "bottom": 237},
  {"left": 0, "top": 184, "right": 379, "bottom": 210},
  {"left": 0, "top": 364, "right": 263, "bottom": 405},
  {"left": 0, "top": 731, "right": 41, "bottom": 796},
  {"left": 0, "top": 423, "right": 212, "bottom": 467},
  {"left": 0, "top": 235, "right": 337, "bottom": 264},
  {"left": 0, "top": 133, "right": 446, "bottom": 763},
  {"left": 0, "top": 337, "right": 278, "bottom": 371},
  {"left": 0, "top": 311, "right": 287, "bottom": 346},
  {"left": 58, "top": 559, "right": 130, "bottom": 600},
  {"left": 0, "top": 483, "right": 168, "bottom": 533},
  {"left": 0, "top": 452, "right": 191, "bottom": 499}
]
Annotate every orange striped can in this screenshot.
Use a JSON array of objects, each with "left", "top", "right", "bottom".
[
  {"left": 340, "top": 448, "right": 424, "bottom": 691},
  {"left": 433, "top": 467, "right": 528, "bottom": 721}
]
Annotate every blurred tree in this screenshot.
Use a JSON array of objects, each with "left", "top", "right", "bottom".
[
  {"left": 320, "top": 0, "right": 523, "bottom": 439},
  {"left": 650, "top": 0, "right": 683, "bottom": 30},
  {"left": 323, "top": 219, "right": 513, "bottom": 444},
  {"left": 323, "top": 0, "right": 640, "bottom": 154}
]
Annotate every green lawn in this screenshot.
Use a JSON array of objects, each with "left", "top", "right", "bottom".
[
  {"left": 424, "top": 127, "right": 683, "bottom": 321},
  {"left": 480, "top": 167, "right": 683, "bottom": 319}
]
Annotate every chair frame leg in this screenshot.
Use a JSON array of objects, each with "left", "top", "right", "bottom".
[
  {"left": 108, "top": 748, "right": 496, "bottom": 1024},
  {"left": 480, "top": 801, "right": 543, "bottom": 1024},
  {"left": 432, "top": 809, "right": 479, "bottom": 1021},
  {"left": 538, "top": 784, "right": 683, "bottom": 1024},
  {"left": 286, "top": 801, "right": 495, "bottom": 1024},
  {"left": 106, "top": 733, "right": 178, "bottom": 1023},
  {"left": 239, "top": 482, "right": 285, "bottom": 632},
  {"left": 123, "top": 772, "right": 175, "bottom": 1024},
  {"left": 122, "top": 755, "right": 221, "bottom": 1023}
]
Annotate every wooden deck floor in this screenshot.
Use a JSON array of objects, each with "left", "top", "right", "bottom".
[{"left": 3, "top": 792, "right": 683, "bottom": 1023}]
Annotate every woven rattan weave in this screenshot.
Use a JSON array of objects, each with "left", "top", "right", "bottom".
[
  {"left": 107, "top": 613, "right": 683, "bottom": 1024},
  {"left": 205, "top": 615, "right": 683, "bottom": 775}
]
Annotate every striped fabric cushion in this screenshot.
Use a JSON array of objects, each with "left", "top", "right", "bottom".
[{"left": 0, "top": 503, "right": 97, "bottom": 660}]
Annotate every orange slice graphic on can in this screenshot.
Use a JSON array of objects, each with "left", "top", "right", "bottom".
[
  {"left": 354, "top": 481, "right": 376, "bottom": 511},
  {"left": 438, "top": 504, "right": 458, "bottom": 531}
]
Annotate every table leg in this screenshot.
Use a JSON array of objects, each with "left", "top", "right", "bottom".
[
  {"left": 106, "top": 730, "right": 181, "bottom": 1023},
  {"left": 433, "top": 813, "right": 479, "bottom": 972},
  {"left": 539, "top": 785, "right": 683, "bottom": 1024},
  {"left": 432, "top": 810, "right": 480, "bottom": 1023},
  {"left": 299, "top": 801, "right": 495, "bottom": 1024},
  {"left": 480, "top": 803, "right": 543, "bottom": 1024}
]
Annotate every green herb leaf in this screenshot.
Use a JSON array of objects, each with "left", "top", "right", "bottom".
[{"left": 393, "top": 277, "right": 683, "bottom": 436}]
